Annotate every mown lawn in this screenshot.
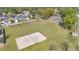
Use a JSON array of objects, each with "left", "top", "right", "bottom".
[{"left": 0, "top": 20, "right": 76, "bottom": 51}]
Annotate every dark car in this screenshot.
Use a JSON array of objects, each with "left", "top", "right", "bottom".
[{"left": 0, "top": 28, "right": 6, "bottom": 43}]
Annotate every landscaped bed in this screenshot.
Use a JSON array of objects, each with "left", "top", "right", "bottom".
[{"left": 0, "top": 20, "right": 76, "bottom": 51}]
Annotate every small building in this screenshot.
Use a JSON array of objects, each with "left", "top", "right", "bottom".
[
  {"left": 72, "top": 32, "right": 78, "bottom": 37},
  {"left": 15, "top": 13, "right": 29, "bottom": 22},
  {"left": 77, "top": 14, "right": 79, "bottom": 17},
  {"left": 23, "top": 11, "right": 29, "bottom": 16},
  {"left": 48, "top": 15, "right": 62, "bottom": 24},
  {"left": 1, "top": 20, "right": 9, "bottom": 26},
  {"left": 0, "top": 15, "right": 8, "bottom": 20}
]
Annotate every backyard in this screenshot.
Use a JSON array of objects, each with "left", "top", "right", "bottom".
[{"left": 0, "top": 20, "right": 76, "bottom": 51}]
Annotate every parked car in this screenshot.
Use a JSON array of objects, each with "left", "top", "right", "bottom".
[{"left": 0, "top": 27, "right": 6, "bottom": 43}]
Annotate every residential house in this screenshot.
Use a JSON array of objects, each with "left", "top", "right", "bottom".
[{"left": 48, "top": 15, "right": 62, "bottom": 24}]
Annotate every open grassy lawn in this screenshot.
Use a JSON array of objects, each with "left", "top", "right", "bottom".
[{"left": 0, "top": 20, "right": 76, "bottom": 51}]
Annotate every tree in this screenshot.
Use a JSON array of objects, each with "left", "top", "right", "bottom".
[
  {"left": 45, "top": 8, "right": 54, "bottom": 17},
  {"left": 37, "top": 8, "right": 54, "bottom": 19},
  {"left": 63, "top": 14, "right": 77, "bottom": 29},
  {"left": 0, "top": 18, "right": 2, "bottom": 22},
  {"left": 61, "top": 40, "right": 69, "bottom": 51},
  {"left": 59, "top": 8, "right": 76, "bottom": 17},
  {"left": 9, "top": 18, "right": 15, "bottom": 23},
  {"left": 59, "top": 8, "right": 77, "bottom": 29},
  {"left": 49, "top": 44, "right": 57, "bottom": 51}
]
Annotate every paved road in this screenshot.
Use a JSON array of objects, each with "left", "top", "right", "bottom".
[
  {"left": 77, "top": 20, "right": 79, "bottom": 39},
  {"left": 76, "top": 16, "right": 79, "bottom": 48}
]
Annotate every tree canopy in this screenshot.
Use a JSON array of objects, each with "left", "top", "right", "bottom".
[{"left": 59, "top": 8, "right": 77, "bottom": 30}]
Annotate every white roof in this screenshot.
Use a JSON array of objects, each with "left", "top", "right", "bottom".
[
  {"left": 77, "top": 14, "right": 79, "bottom": 17},
  {"left": 72, "top": 32, "right": 78, "bottom": 37},
  {"left": 15, "top": 32, "right": 47, "bottom": 50}
]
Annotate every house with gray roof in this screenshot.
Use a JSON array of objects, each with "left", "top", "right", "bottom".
[{"left": 48, "top": 15, "right": 62, "bottom": 24}]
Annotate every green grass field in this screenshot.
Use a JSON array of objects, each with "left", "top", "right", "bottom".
[{"left": 0, "top": 20, "right": 76, "bottom": 51}]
